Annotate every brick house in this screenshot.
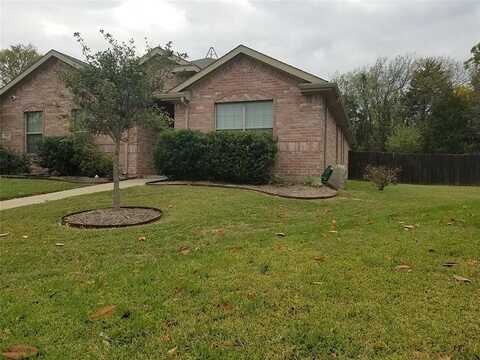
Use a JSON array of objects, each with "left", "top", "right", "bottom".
[{"left": 0, "top": 44, "right": 351, "bottom": 181}]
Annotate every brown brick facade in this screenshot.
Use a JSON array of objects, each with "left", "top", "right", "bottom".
[
  {"left": 174, "top": 54, "right": 350, "bottom": 181},
  {"left": 0, "top": 57, "right": 156, "bottom": 177},
  {"left": 0, "top": 48, "right": 351, "bottom": 180}
]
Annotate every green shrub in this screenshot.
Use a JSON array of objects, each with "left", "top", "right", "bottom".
[
  {"left": 0, "top": 146, "right": 30, "bottom": 174},
  {"left": 154, "top": 130, "right": 277, "bottom": 184},
  {"left": 37, "top": 134, "right": 112, "bottom": 177}
]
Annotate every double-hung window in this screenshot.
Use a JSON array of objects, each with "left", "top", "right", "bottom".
[
  {"left": 25, "top": 111, "right": 43, "bottom": 153},
  {"left": 71, "top": 109, "right": 88, "bottom": 132},
  {"left": 216, "top": 101, "right": 273, "bottom": 132}
]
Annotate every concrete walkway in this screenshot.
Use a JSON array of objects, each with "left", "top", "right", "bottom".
[{"left": 0, "top": 178, "right": 152, "bottom": 211}]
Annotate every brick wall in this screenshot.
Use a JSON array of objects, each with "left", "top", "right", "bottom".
[
  {"left": 174, "top": 54, "right": 350, "bottom": 181},
  {"left": 0, "top": 57, "right": 149, "bottom": 177}
]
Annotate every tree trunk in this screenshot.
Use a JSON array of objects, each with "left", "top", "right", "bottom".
[{"left": 112, "top": 138, "right": 121, "bottom": 209}]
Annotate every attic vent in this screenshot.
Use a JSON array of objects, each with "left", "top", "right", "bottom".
[{"left": 205, "top": 47, "right": 218, "bottom": 59}]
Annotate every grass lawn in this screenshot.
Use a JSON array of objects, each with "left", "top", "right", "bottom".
[
  {"left": 0, "top": 178, "right": 86, "bottom": 201},
  {"left": 0, "top": 181, "right": 479, "bottom": 359}
]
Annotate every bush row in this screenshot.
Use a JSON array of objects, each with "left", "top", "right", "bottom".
[
  {"left": 37, "top": 134, "right": 112, "bottom": 177},
  {"left": 154, "top": 130, "right": 277, "bottom": 184},
  {"left": 0, "top": 146, "right": 30, "bottom": 174}
]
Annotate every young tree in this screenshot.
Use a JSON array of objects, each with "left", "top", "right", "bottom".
[
  {"left": 0, "top": 44, "right": 41, "bottom": 86},
  {"left": 63, "top": 30, "right": 182, "bottom": 208}
]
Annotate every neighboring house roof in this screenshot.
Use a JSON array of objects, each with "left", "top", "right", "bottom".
[
  {"left": 0, "top": 49, "right": 85, "bottom": 97},
  {"left": 171, "top": 44, "right": 328, "bottom": 93},
  {"left": 191, "top": 58, "right": 216, "bottom": 69}
]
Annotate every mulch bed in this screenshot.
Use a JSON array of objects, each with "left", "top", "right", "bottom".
[
  {"left": 147, "top": 181, "right": 337, "bottom": 199},
  {"left": 62, "top": 206, "right": 162, "bottom": 228}
]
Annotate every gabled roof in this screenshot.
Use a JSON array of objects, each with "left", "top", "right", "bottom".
[
  {"left": 171, "top": 44, "right": 328, "bottom": 93},
  {"left": 0, "top": 49, "right": 85, "bottom": 97}
]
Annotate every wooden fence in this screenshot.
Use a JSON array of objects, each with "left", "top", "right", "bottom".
[{"left": 348, "top": 151, "right": 480, "bottom": 186}]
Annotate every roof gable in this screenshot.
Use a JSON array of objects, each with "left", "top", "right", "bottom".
[
  {"left": 0, "top": 49, "right": 85, "bottom": 97},
  {"left": 170, "top": 45, "right": 328, "bottom": 93}
]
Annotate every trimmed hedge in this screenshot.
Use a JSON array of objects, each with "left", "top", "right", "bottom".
[
  {"left": 154, "top": 130, "right": 277, "bottom": 184},
  {"left": 0, "top": 146, "right": 30, "bottom": 174},
  {"left": 37, "top": 134, "right": 112, "bottom": 177}
]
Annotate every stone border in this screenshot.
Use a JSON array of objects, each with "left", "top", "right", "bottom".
[
  {"left": 61, "top": 206, "right": 162, "bottom": 229},
  {"left": 146, "top": 180, "right": 337, "bottom": 200}
]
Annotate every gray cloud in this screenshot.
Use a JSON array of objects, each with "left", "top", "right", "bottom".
[{"left": 1, "top": 0, "right": 479, "bottom": 79}]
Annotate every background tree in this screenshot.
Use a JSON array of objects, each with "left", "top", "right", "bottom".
[
  {"left": 336, "top": 45, "right": 479, "bottom": 154},
  {"left": 63, "top": 30, "right": 181, "bottom": 208},
  {"left": 385, "top": 125, "right": 422, "bottom": 153},
  {"left": 0, "top": 44, "right": 41, "bottom": 86}
]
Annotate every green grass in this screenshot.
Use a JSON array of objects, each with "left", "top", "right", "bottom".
[
  {"left": 0, "top": 178, "right": 86, "bottom": 200},
  {"left": 0, "top": 181, "right": 479, "bottom": 359}
]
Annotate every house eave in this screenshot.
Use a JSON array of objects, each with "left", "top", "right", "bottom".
[{"left": 155, "top": 91, "right": 191, "bottom": 102}]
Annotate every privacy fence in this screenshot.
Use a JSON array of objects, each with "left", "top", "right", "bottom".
[{"left": 348, "top": 151, "right": 480, "bottom": 186}]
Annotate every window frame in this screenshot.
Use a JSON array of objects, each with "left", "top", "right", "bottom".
[
  {"left": 24, "top": 111, "right": 43, "bottom": 154},
  {"left": 215, "top": 100, "right": 273, "bottom": 132},
  {"left": 71, "top": 108, "right": 88, "bottom": 133}
]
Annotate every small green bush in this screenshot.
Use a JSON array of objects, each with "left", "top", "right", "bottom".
[
  {"left": 37, "top": 134, "right": 112, "bottom": 177},
  {"left": 0, "top": 145, "right": 30, "bottom": 174},
  {"left": 154, "top": 130, "right": 277, "bottom": 184}
]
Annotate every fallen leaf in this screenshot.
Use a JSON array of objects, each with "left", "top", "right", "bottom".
[
  {"left": 442, "top": 262, "right": 458, "bottom": 267},
  {"left": 89, "top": 305, "right": 117, "bottom": 320},
  {"left": 276, "top": 232, "right": 286, "bottom": 237},
  {"left": 1, "top": 345, "right": 38, "bottom": 359},
  {"left": 313, "top": 256, "right": 325, "bottom": 262},
  {"left": 403, "top": 225, "right": 415, "bottom": 230},
  {"left": 0, "top": 232, "right": 9, "bottom": 237},
  {"left": 395, "top": 265, "right": 412, "bottom": 272},
  {"left": 55, "top": 243, "right": 64, "bottom": 246},
  {"left": 178, "top": 245, "right": 190, "bottom": 255},
  {"left": 167, "top": 347, "right": 177, "bottom": 356},
  {"left": 331, "top": 219, "right": 337, "bottom": 231},
  {"left": 137, "top": 236, "right": 146, "bottom": 241},
  {"left": 453, "top": 275, "right": 472, "bottom": 283},
  {"left": 227, "top": 245, "right": 242, "bottom": 251},
  {"left": 367, "top": 219, "right": 374, "bottom": 225},
  {"left": 219, "top": 302, "right": 234, "bottom": 312},
  {"left": 246, "top": 291, "right": 256, "bottom": 300},
  {"left": 221, "top": 340, "right": 235, "bottom": 347}
]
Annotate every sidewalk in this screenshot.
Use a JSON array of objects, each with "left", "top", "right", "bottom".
[{"left": 0, "top": 178, "right": 152, "bottom": 211}]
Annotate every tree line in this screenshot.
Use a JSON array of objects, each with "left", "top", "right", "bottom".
[{"left": 334, "top": 42, "right": 480, "bottom": 154}]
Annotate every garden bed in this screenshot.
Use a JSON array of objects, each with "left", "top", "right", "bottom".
[
  {"left": 147, "top": 180, "right": 337, "bottom": 199},
  {"left": 62, "top": 206, "right": 162, "bottom": 228}
]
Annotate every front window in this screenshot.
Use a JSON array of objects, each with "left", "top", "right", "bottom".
[
  {"left": 25, "top": 111, "right": 43, "bottom": 153},
  {"left": 71, "top": 109, "right": 88, "bottom": 132},
  {"left": 216, "top": 101, "right": 273, "bottom": 131}
]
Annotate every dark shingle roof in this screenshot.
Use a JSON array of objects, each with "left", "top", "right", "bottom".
[{"left": 191, "top": 58, "right": 216, "bottom": 69}]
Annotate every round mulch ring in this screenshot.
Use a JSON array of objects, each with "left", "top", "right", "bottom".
[{"left": 62, "top": 206, "right": 162, "bottom": 229}]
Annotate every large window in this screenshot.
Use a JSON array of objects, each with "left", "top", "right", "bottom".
[
  {"left": 71, "top": 109, "right": 87, "bottom": 132},
  {"left": 216, "top": 101, "right": 273, "bottom": 131},
  {"left": 25, "top": 111, "right": 43, "bottom": 153}
]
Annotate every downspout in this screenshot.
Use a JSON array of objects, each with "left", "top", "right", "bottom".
[{"left": 323, "top": 98, "right": 328, "bottom": 169}]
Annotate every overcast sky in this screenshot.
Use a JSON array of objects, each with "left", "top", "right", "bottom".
[{"left": 1, "top": 0, "right": 479, "bottom": 79}]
